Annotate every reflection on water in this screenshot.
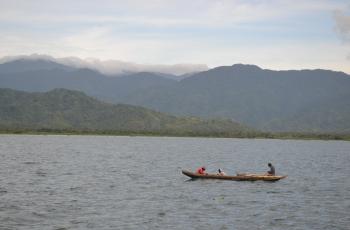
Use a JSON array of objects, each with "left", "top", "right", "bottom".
[{"left": 0, "top": 135, "right": 349, "bottom": 229}]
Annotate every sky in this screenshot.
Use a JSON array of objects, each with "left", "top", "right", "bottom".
[{"left": 0, "top": 0, "right": 350, "bottom": 74}]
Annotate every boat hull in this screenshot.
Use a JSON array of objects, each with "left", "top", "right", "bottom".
[{"left": 182, "top": 170, "right": 287, "bottom": 181}]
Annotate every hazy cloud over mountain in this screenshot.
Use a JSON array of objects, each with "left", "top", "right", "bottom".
[
  {"left": 0, "top": 54, "right": 208, "bottom": 76},
  {"left": 1, "top": 0, "right": 349, "bottom": 74}
]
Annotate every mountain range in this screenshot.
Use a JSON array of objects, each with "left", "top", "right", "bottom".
[{"left": 0, "top": 57, "right": 349, "bottom": 133}]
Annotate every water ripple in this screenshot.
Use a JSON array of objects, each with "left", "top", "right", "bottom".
[{"left": 0, "top": 135, "right": 349, "bottom": 229}]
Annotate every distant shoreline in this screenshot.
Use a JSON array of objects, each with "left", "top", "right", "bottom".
[{"left": 0, "top": 129, "right": 349, "bottom": 141}]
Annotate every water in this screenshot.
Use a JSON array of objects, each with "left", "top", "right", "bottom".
[{"left": 0, "top": 135, "right": 349, "bottom": 229}]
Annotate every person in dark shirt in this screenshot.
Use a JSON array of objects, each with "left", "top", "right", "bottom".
[
  {"left": 267, "top": 163, "right": 275, "bottom": 175},
  {"left": 217, "top": 168, "right": 226, "bottom": 176}
]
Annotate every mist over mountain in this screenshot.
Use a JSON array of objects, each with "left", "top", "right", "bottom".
[
  {"left": 0, "top": 54, "right": 208, "bottom": 76},
  {"left": 0, "top": 60, "right": 176, "bottom": 102},
  {"left": 1, "top": 58, "right": 349, "bottom": 133}
]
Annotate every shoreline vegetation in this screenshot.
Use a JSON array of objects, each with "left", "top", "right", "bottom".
[{"left": 1, "top": 128, "right": 349, "bottom": 141}]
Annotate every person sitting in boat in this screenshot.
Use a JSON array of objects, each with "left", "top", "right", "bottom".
[
  {"left": 196, "top": 166, "right": 207, "bottom": 174},
  {"left": 267, "top": 163, "right": 275, "bottom": 175},
  {"left": 217, "top": 168, "right": 226, "bottom": 176}
]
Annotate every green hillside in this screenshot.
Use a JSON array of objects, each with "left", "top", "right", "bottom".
[
  {"left": 0, "top": 88, "right": 251, "bottom": 136},
  {"left": 123, "top": 65, "right": 350, "bottom": 133}
]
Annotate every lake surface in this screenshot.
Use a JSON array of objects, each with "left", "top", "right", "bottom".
[{"left": 0, "top": 135, "right": 349, "bottom": 229}]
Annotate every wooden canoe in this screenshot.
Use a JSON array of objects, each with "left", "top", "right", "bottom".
[{"left": 182, "top": 170, "right": 287, "bottom": 181}]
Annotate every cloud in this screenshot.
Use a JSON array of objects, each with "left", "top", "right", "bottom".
[
  {"left": 56, "top": 57, "right": 208, "bottom": 76},
  {"left": 333, "top": 7, "right": 350, "bottom": 61},
  {"left": 0, "top": 54, "right": 208, "bottom": 76},
  {"left": 0, "top": 0, "right": 345, "bottom": 28},
  {"left": 0, "top": 1, "right": 350, "bottom": 74},
  {"left": 334, "top": 8, "right": 350, "bottom": 42}
]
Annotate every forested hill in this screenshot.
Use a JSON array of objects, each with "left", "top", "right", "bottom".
[
  {"left": 123, "top": 64, "right": 350, "bottom": 133},
  {"left": 0, "top": 88, "right": 251, "bottom": 136}
]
